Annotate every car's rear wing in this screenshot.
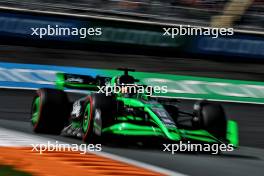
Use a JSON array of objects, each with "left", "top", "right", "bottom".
[{"left": 56, "top": 72, "right": 110, "bottom": 91}]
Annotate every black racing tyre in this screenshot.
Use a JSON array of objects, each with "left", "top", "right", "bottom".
[
  {"left": 163, "top": 104, "right": 179, "bottom": 121},
  {"left": 31, "top": 88, "right": 70, "bottom": 134},
  {"left": 193, "top": 101, "right": 227, "bottom": 138},
  {"left": 82, "top": 93, "right": 116, "bottom": 143}
]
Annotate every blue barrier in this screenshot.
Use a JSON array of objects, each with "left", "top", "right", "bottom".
[
  {"left": 188, "top": 35, "right": 264, "bottom": 59},
  {"left": 0, "top": 12, "right": 82, "bottom": 41},
  {"left": 0, "top": 10, "right": 263, "bottom": 59}
]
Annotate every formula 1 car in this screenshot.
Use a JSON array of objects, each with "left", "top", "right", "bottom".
[{"left": 31, "top": 68, "right": 239, "bottom": 148}]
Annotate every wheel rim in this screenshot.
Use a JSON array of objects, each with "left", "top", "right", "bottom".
[
  {"left": 31, "top": 97, "right": 40, "bottom": 125},
  {"left": 93, "top": 109, "right": 102, "bottom": 136},
  {"left": 83, "top": 102, "right": 91, "bottom": 132}
]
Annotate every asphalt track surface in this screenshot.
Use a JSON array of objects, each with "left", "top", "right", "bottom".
[
  {"left": 0, "top": 45, "right": 264, "bottom": 175},
  {"left": 1, "top": 45, "right": 264, "bottom": 81},
  {"left": 0, "top": 89, "right": 264, "bottom": 176}
]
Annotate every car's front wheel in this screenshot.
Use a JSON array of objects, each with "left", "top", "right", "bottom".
[{"left": 193, "top": 100, "right": 227, "bottom": 139}]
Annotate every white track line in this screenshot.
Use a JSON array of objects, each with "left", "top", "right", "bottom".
[{"left": 0, "top": 127, "right": 187, "bottom": 176}]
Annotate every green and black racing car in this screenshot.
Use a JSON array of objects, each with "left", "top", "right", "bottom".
[{"left": 31, "top": 68, "right": 239, "bottom": 148}]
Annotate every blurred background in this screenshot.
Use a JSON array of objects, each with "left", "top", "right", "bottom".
[{"left": 0, "top": 0, "right": 263, "bottom": 31}]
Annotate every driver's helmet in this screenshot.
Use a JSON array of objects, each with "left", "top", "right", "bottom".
[
  {"left": 117, "top": 74, "right": 135, "bottom": 85},
  {"left": 116, "top": 75, "right": 137, "bottom": 97}
]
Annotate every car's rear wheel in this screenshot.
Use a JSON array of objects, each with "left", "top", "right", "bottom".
[
  {"left": 82, "top": 94, "right": 115, "bottom": 143},
  {"left": 31, "top": 88, "right": 70, "bottom": 134}
]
